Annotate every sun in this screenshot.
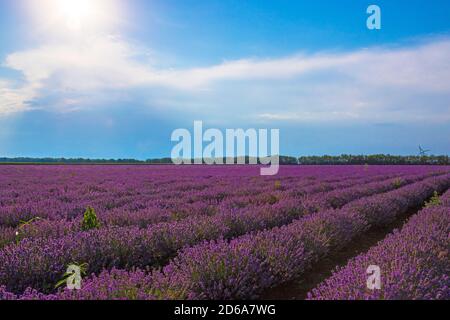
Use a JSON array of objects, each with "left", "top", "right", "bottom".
[
  {"left": 57, "top": 0, "right": 94, "bottom": 30},
  {"left": 28, "top": 0, "right": 123, "bottom": 35}
]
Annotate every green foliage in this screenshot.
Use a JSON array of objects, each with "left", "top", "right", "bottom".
[
  {"left": 81, "top": 206, "right": 101, "bottom": 231},
  {"left": 18, "top": 217, "right": 42, "bottom": 229},
  {"left": 16, "top": 217, "right": 42, "bottom": 244},
  {"left": 298, "top": 154, "right": 449, "bottom": 165},
  {"left": 170, "top": 211, "right": 186, "bottom": 221},
  {"left": 1, "top": 154, "right": 449, "bottom": 165},
  {"left": 266, "top": 194, "right": 279, "bottom": 205},
  {"left": 392, "top": 178, "right": 403, "bottom": 189},
  {"left": 425, "top": 191, "right": 441, "bottom": 208}
]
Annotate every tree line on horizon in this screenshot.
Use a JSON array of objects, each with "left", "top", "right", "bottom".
[
  {"left": 0, "top": 154, "right": 448, "bottom": 165},
  {"left": 298, "top": 154, "right": 449, "bottom": 165}
]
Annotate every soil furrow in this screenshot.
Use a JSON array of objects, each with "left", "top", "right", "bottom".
[{"left": 260, "top": 194, "right": 441, "bottom": 300}]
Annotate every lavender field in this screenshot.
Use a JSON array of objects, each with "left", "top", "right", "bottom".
[{"left": 0, "top": 165, "right": 449, "bottom": 300}]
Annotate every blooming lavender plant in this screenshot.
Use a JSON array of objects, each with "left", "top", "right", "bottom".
[
  {"left": 30, "top": 172, "right": 448, "bottom": 300},
  {"left": 2, "top": 170, "right": 446, "bottom": 294},
  {"left": 0, "top": 165, "right": 449, "bottom": 300},
  {"left": 308, "top": 190, "right": 450, "bottom": 300}
]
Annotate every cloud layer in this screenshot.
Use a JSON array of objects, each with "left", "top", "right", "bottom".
[{"left": 1, "top": 33, "right": 450, "bottom": 124}]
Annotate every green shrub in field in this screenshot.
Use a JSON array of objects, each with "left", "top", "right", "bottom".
[
  {"left": 81, "top": 206, "right": 100, "bottom": 231},
  {"left": 424, "top": 191, "right": 441, "bottom": 208},
  {"left": 392, "top": 178, "right": 403, "bottom": 189},
  {"left": 266, "top": 194, "right": 279, "bottom": 205}
]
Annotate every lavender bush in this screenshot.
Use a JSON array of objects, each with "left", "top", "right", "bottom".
[
  {"left": 0, "top": 165, "right": 448, "bottom": 300},
  {"left": 308, "top": 190, "right": 450, "bottom": 300}
]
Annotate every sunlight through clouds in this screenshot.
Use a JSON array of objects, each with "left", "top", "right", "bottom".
[
  {"left": 2, "top": 36, "right": 450, "bottom": 123},
  {"left": 0, "top": 1, "right": 449, "bottom": 125}
]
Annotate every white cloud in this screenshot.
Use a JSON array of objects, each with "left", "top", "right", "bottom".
[
  {"left": 1, "top": 34, "right": 450, "bottom": 124},
  {"left": 0, "top": 80, "right": 38, "bottom": 114}
]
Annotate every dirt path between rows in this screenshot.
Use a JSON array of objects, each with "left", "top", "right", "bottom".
[{"left": 260, "top": 201, "right": 431, "bottom": 300}]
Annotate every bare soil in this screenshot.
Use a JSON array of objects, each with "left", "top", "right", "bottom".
[{"left": 260, "top": 204, "right": 425, "bottom": 300}]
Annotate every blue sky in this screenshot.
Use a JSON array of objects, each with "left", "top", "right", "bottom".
[{"left": 0, "top": 0, "right": 449, "bottom": 158}]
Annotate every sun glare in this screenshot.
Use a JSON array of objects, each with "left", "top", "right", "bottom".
[
  {"left": 27, "top": 0, "right": 123, "bottom": 34},
  {"left": 58, "top": 0, "right": 94, "bottom": 30}
]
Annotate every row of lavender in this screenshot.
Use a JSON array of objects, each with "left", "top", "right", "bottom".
[
  {"left": 0, "top": 165, "right": 379, "bottom": 227},
  {"left": 1, "top": 166, "right": 406, "bottom": 248},
  {"left": 0, "top": 169, "right": 434, "bottom": 250},
  {"left": 0, "top": 168, "right": 417, "bottom": 250},
  {"left": 308, "top": 189, "right": 450, "bottom": 300},
  {"left": 3, "top": 171, "right": 449, "bottom": 299},
  {"left": 142, "top": 173, "right": 450, "bottom": 300},
  {"left": 0, "top": 169, "right": 442, "bottom": 294},
  {"left": 0, "top": 165, "right": 434, "bottom": 228}
]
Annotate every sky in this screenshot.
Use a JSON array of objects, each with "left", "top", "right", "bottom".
[{"left": 0, "top": 0, "right": 449, "bottom": 159}]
